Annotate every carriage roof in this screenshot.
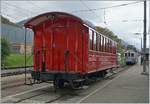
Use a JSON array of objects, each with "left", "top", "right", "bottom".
[
  {"left": 24, "top": 12, "right": 95, "bottom": 29},
  {"left": 24, "top": 12, "right": 117, "bottom": 43}
]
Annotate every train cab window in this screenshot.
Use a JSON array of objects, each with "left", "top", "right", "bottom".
[
  {"left": 93, "top": 32, "right": 96, "bottom": 50},
  {"left": 125, "top": 53, "right": 127, "bottom": 57},
  {"left": 128, "top": 53, "right": 130, "bottom": 57},
  {"left": 131, "top": 53, "right": 134, "bottom": 57},
  {"left": 89, "top": 29, "right": 93, "bottom": 50}
]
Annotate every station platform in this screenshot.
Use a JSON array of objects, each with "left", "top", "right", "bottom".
[{"left": 81, "top": 65, "right": 149, "bottom": 103}]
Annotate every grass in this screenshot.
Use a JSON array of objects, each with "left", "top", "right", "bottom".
[{"left": 4, "top": 53, "right": 33, "bottom": 68}]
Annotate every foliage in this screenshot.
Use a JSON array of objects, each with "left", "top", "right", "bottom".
[
  {"left": 126, "top": 45, "right": 137, "bottom": 52},
  {"left": 95, "top": 26, "right": 126, "bottom": 66},
  {"left": 1, "top": 16, "right": 21, "bottom": 28},
  {"left": 1, "top": 38, "right": 11, "bottom": 63}
]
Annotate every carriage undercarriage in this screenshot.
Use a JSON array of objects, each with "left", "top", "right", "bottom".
[{"left": 29, "top": 69, "right": 110, "bottom": 90}]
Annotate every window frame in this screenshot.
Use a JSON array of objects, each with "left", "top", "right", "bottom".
[
  {"left": 89, "top": 29, "right": 93, "bottom": 50},
  {"left": 99, "top": 34, "right": 101, "bottom": 51},
  {"left": 131, "top": 53, "right": 134, "bottom": 57},
  {"left": 93, "top": 32, "right": 97, "bottom": 51},
  {"left": 96, "top": 33, "right": 100, "bottom": 51},
  {"left": 110, "top": 40, "right": 112, "bottom": 53},
  {"left": 102, "top": 36, "right": 104, "bottom": 52},
  {"left": 87, "top": 26, "right": 117, "bottom": 54}
]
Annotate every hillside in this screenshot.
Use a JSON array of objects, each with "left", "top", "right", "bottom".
[
  {"left": 1, "top": 16, "right": 33, "bottom": 44},
  {"left": 1, "top": 16, "right": 22, "bottom": 28}
]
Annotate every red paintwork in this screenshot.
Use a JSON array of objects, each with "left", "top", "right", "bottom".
[{"left": 25, "top": 12, "right": 117, "bottom": 75}]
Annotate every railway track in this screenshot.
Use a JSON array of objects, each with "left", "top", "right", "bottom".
[
  {"left": 2, "top": 65, "right": 132, "bottom": 103},
  {"left": 1, "top": 68, "right": 32, "bottom": 77},
  {"left": 1, "top": 74, "right": 31, "bottom": 90}
]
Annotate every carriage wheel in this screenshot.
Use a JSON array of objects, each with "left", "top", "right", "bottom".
[
  {"left": 53, "top": 79, "right": 65, "bottom": 89},
  {"left": 70, "top": 80, "right": 83, "bottom": 89},
  {"left": 100, "top": 70, "right": 107, "bottom": 78},
  {"left": 58, "top": 79, "right": 65, "bottom": 88}
]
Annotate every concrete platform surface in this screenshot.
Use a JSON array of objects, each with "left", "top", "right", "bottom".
[{"left": 80, "top": 65, "right": 149, "bottom": 103}]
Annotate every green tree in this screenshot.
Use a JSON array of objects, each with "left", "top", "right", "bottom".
[
  {"left": 1, "top": 38, "right": 11, "bottom": 64},
  {"left": 127, "top": 45, "right": 137, "bottom": 52},
  {"left": 95, "top": 26, "right": 120, "bottom": 42},
  {"left": 95, "top": 26, "right": 126, "bottom": 65}
]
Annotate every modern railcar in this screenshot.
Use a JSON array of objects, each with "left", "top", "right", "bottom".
[
  {"left": 24, "top": 12, "right": 117, "bottom": 88},
  {"left": 125, "top": 50, "right": 137, "bottom": 65}
]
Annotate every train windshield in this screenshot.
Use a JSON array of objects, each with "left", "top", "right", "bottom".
[
  {"left": 131, "top": 53, "right": 134, "bottom": 57},
  {"left": 128, "top": 53, "right": 130, "bottom": 57},
  {"left": 125, "top": 53, "right": 127, "bottom": 57}
]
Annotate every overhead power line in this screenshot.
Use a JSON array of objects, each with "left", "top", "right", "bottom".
[
  {"left": 2, "top": 6, "right": 29, "bottom": 18},
  {"left": 79, "top": 0, "right": 100, "bottom": 18},
  {"left": 79, "top": 0, "right": 103, "bottom": 23},
  {"left": 72, "top": 1, "right": 142, "bottom": 13},
  {"left": 107, "top": 19, "right": 144, "bottom": 23},
  {"left": 3, "top": 2, "right": 37, "bottom": 15},
  {"left": 28, "top": 1, "right": 46, "bottom": 12}
]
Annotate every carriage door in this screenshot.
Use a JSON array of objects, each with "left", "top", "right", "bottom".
[{"left": 52, "top": 26, "right": 67, "bottom": 72}]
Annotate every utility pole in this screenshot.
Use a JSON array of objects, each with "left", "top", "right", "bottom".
[
  {"left": 142, "top": 0, "right": 147, "bottom": 73},
  {"left": 141, "top": 37, "right": 142, "bottom": 51}
]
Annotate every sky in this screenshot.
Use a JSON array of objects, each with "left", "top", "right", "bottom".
[{"left": 1, "top": 0, "right": 150, "bottom": 50}]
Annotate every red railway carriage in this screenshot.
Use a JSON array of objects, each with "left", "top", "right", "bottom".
[{"left": 24, "top": 12, "right": 117, "bottom": 88}]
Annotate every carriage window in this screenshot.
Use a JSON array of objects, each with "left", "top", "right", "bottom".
[
  {"left": 112, "top": 41, "right": 113, "bottom": 53},
  {"left": 104, "top": 37, "right": 106, "bottom": 52},
  {"left": 125, "top": 53, "right": 127, "bottom": 57},
  {"left": 114, "top": 42, "right": 117, "bottom": 54},
  {"left": 106, "top": 38, "right": 108, "bottom": 52},
  {"left": 96, "top": 33, "right": 99, "bottom": 51},
  {"left": 112, "top": 41, "right": 115, "bottom": 53},
  {"left": 108, "top": 39, "right": 110, "bottom": 53},
  {"left": 102, "top": 36, "right": 104, "bottom": 52},
  {"left": 99, "top": 34, "right": 101, "bottom": 51},
  {"left": 111, "top": 40, "right": 113, "bottom": 53},
  {"left": 104, "top": 37, "right": 107, "bottom": 52},
  {"left": 93, "top": 32, "right": 96, "bottom": 50},
  {"left": 131, "top": 53, "right": 134, "bottom": 57},
  {"left": 108, "top": 39, "right": 110, "bottom": 52},
  {"left": 109, "top": 40, "right": 111, "bottom": 53},
  {"left": 89, "top": 29, "right": 93, "bottom": 50}
]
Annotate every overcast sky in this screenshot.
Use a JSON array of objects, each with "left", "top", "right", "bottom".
[{"left": 1, "top": 0, "right": 150, "bottom": 50}]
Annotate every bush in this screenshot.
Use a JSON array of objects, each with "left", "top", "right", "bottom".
[{"left": 1, "top": 38, "right": 11, "bottom": 64}]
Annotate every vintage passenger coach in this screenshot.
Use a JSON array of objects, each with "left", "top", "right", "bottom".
[{"left": 24, "top": 12, "right": 117, "bottom": 88}]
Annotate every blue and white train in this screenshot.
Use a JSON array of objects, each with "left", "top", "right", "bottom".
[{"left": 125, "top": 50, "right": 138, "bottom": 65}]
